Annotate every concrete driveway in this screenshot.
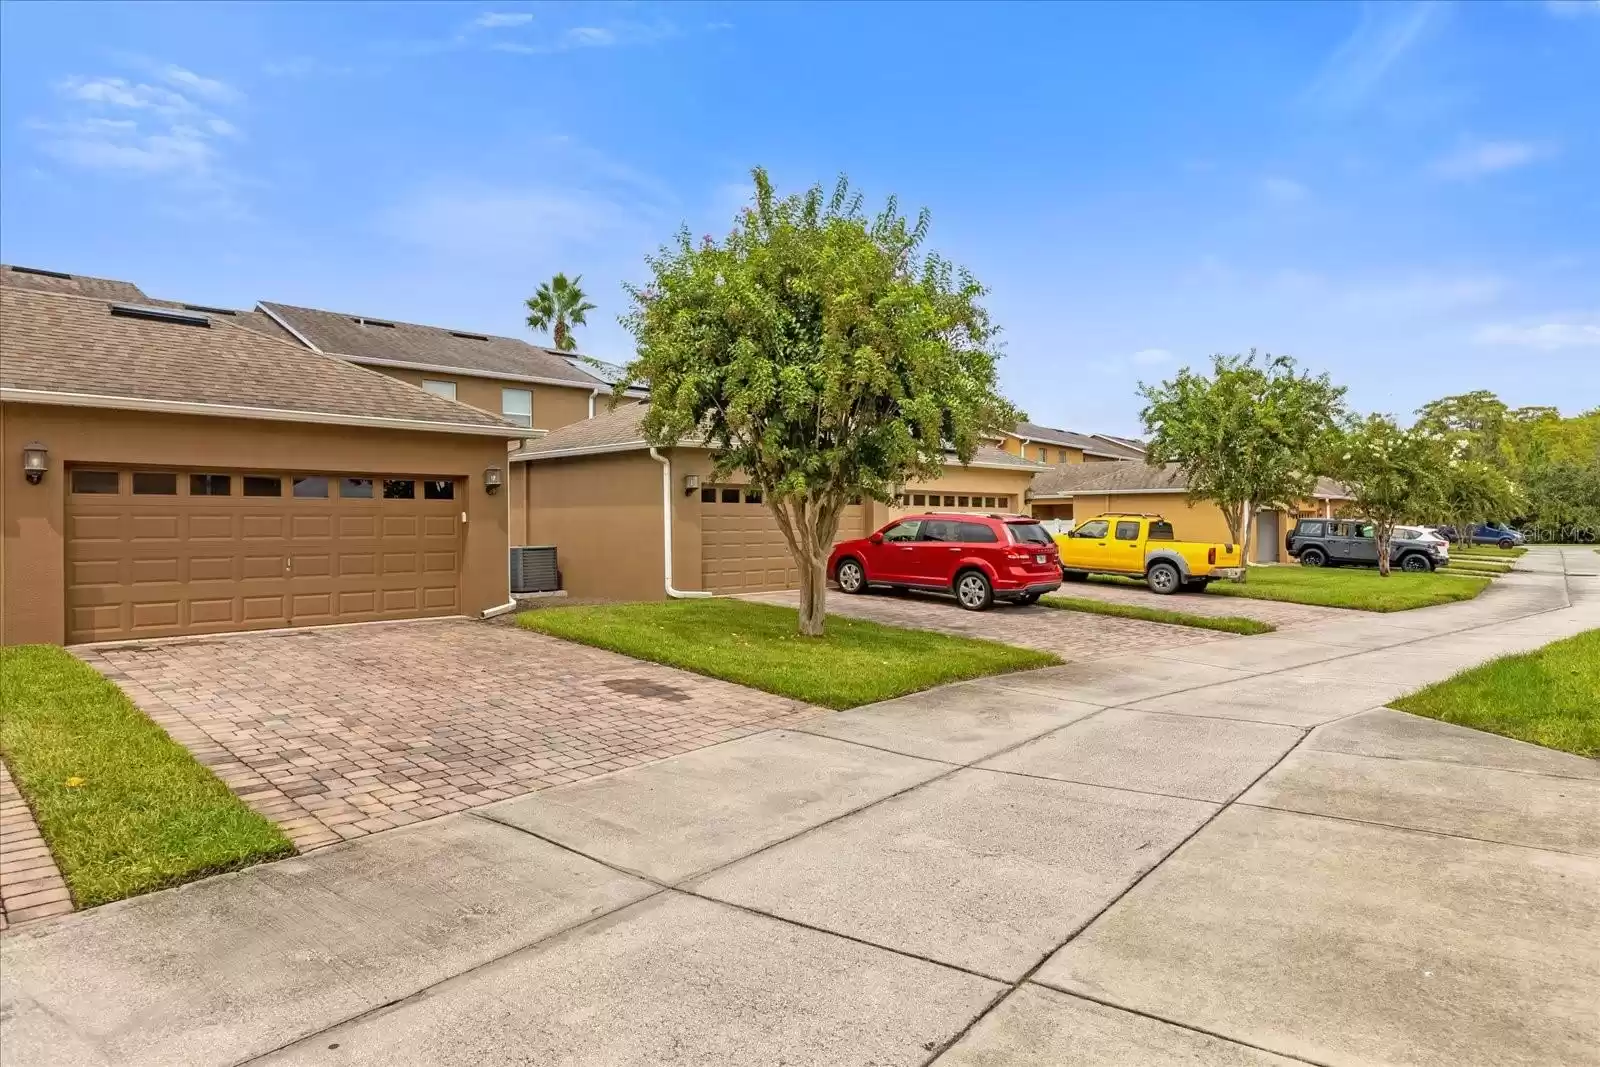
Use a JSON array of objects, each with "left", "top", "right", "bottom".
[{"left": 3, "top": 550, "right": 1597, "bottom": 1066}]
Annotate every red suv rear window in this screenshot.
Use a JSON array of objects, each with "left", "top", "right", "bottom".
[{"left": 1006, "top": 522, "right": 1051, "bottom": 545}]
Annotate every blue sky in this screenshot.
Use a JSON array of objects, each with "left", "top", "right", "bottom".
[{"left": 2, "top": 1, "right": 1596, "bottom": 434}]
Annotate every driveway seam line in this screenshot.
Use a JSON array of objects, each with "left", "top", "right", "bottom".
[
  {"left": 1233, "top": 801, "right": 1599, "bottom": 859},
  {"left": 1292, "top": 743, "right": 1600, "bottom": 783},
  {"left": 916, "top": 700, "right": 1332, "bottom": 1067},
  {"left": 1025, "top": 984, "right": 1336, "bottom": 1067},
  {"left": 229, "top": 886, "right": 672, "bottom": 1067}
]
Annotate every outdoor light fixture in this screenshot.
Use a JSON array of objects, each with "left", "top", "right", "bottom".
[
  {"left": 683, "top": 473, "right": 700, "bottom": 496},
  {"left": 483, "top": 466, "right": 504, "bottom": 494},
  {"left": 22, "top": 441, "right": 48, "bottom": 485}
]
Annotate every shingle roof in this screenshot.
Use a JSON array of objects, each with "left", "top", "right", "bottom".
[
  {"left": 258, "top": 301, "right": 606, "bottom": 388},
  {"left": 1010, "top": 421, "right": 1144, "bottom": 459},
  {"left": 1032, "top": 460, "right": 1355, "bottom": 500},
  {"left": 2, "top": 264, "right": 148, "bottom": 302},
  {"left": 0, "top": 286, "right": 515, "bottom": 434},
  {"left": 513, "top": 403, "right": 1045, "bottom": 472},
  {"left": 1092, "top": 433, "right": 1148, "bottom": 455}
]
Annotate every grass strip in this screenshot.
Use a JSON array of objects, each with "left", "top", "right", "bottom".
[
  {"left": 0, "top": 645, "right": 293, "bottom": 907},
  {"left": 1041, "top": 595, "right": 1273, "bottom": 635},
  {"left": 518, "top": 598, "right": 1059, "bottom": 710},
  {"left": 1391, "top": 629, "right": 1600, "bottom": 757}
]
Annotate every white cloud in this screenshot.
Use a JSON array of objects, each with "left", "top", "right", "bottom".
[
  {"left": 158, "top": 65, "right": 240, "bottom": 103},
  {"left": 33, "top": 63, "right": 249, "bottom": 215},
  {"left": 472, "top": 12, "right": 534, "bottom": 29},
  {"left": 1261, "top": 176, "right": 1309, "bottom": 203},
  {"left": 1301, "top": 2, "right": 1443, "bottom": 113},
  {"left": 565, "top": 26, "right": 617, "bottom": 47},
  {"left": 1544, "top": 0, "right": 1600, "bottom": 16},
  {"left": 1474, "top": 316, "right": 1600, "bottom": 350},
  {"left": 1130, "top": 348, "right": 1173, "bottom": 366},
  {"left": 1431, "top": 140, "right": 1549, "bottom": 179}
]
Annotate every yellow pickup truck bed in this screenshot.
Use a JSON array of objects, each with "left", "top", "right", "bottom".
[{"left": 1053, "top": 514, "right": 1242, "bottom": 594}]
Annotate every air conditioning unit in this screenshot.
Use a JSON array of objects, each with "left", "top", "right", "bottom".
[{"left": 509, "top": 546, "right": 559, "bottom": 593}]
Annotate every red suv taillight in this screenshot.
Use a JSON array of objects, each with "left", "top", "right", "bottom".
[{"left": 1207, "top": 547, "right": 1216, "bottom": 565}]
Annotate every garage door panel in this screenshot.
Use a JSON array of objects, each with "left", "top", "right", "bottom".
[
  {"left": 188, "top": 599, "right": 238, "bottom": 626},
  {"left": 130, "top": 601, "right": 181, "bottom": 630},
  {"left": 292, "top": 515, "right": 333, "bottom": 540},
  {"left": 242, "top": 554, "right": 283, "bottom": 579},
  {"left": 130, "top": 558, "right": 181, "bottom": 584},
  {"left": 186, "top": 514, "right": 233, "bottom": 541},
  {"left": 241, "top": 514, "right": 285, "bottom": 539},
  {"left": 242, "top": 596, "right": 288, "bottom": 623},
  {"left": 69, "top": 513, "right": 123, "bottom": 541},
  {"left": 131, "top": 514, "right": 181, "bottom": 541},
  {"left": 66, "top": 467, "right": 464, "bottom": 643}
]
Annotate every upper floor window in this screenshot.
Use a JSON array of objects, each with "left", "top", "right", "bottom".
[
  {"left": 422, "top": 379, "right": 457, "bottom": 401},
  {"left": 501, "top": 387, "right": 533, "bottom": 428}
]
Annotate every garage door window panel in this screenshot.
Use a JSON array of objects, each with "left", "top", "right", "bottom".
[
  {"left": 243, "top": 476, "right": 282, "bottom": 497},
  {"left": 293, "top": 476, "right": 330, "bottom": 498},
  {"left": 383, "top": 479, "right": 416, "bottom": 499},
  {"left": 190, "top": 474, "right": 231, "bottom": 496},
  {"left": 132, "top": 472, "right": 178, "bottom": 495},
  {"left": 341, "top": 478, "right": 375, "bottom": 499},
  {"left": 423, "top": 479, "right": 455, "bottom": 500},
  {"left": 71, "top": 469, "right": 120, "bottom": 494}
]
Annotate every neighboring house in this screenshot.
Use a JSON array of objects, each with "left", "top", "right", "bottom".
[
  {"left": 1028, "top": 460, "right": 1354, "bottom": 563},
  {"left": 512, "top": 404, "right": 1045, "bottom": 600},
  {"left": 0, "top": 274, "right": 520, "bottom": 645},
  {"left": 997, "top": 422, "right": 1148, "bottom": 464}
]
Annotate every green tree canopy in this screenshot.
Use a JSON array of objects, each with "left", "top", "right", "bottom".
[
  {"left": 622, "top": 167, "right": 1019, "bottom": 635},
  {"left": 1139, "top": 351, "right": 1346, "bottom": 579},
  {"left": 526, "top": 272, "right": 596, "bottom": 352},
  {"left": 1327, "top": 415, "right": 1445, "bottom": 575}
]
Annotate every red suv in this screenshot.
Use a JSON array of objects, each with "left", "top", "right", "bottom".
[{"left": 828, "top": 513, "right": 1062, "bottom": 611}]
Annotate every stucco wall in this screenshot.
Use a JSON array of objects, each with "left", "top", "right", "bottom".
[
  {"left": 1, "top": 402, "right": 512, "bottom": 645},
  {"left": 373, "top": 367, "right": 595, "bottom": 432},
  {"left": 525, "top": 450, "right": 671, "bottom": 601}
]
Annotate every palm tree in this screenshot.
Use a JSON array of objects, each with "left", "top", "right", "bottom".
[{"left": 525, "top": 273, "right": 596, "bottom": 352}]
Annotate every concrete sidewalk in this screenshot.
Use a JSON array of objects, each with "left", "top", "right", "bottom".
[{"left": 3, "top": 550, "right": 1596, "bottom": 1066}]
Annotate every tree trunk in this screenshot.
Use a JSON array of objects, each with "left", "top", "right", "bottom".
[
  {"left": 795, "top": 551, "right": 828, "bottom": 637},
  {"left": 1376, "top": 525, "right": 1391, "bottom": 577},
  {"left": 1234, "top": 499, "right": 1253, "bottom": 583}
]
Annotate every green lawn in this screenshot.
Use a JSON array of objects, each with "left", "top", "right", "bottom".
[
  {"left": 1442, "top": 560, "right": 1512, "bottom": 576},
  {"left": 517, "top": 599, "right": 1059, "bottom": 709},
  {"left": 0, "top": 646, "right": 293, "bottom": 908},
  {"left": 1092, "top": 565, "right": 1490, "bottom": 612},
  {"left": 1041, "top": 595, "right": 1274, "bottom": 635},
  {"left": 1391, "top": 629, "right": 1600, "bottom": 758},
  {"left": 1453, "top": 546, "right": 1526, "bottom": 560}
]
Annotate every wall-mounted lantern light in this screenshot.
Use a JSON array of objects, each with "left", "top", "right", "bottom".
[
  {"left": 483, "top": 466, "right": 504, "bottom": 494},
  {"left": 22, "top": 441, "right": 49, "bottom": 485},
  {"left": 683, "top": 473, "right": 700, "bottom": 496}
]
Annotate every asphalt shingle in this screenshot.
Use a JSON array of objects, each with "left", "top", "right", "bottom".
[{"left": 0, "top": 286, "right": 516, "bottom": 432}]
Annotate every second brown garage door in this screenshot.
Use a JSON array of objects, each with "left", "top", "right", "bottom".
[
  {"left": 700, "top": 486, "right": 864, "bottom": 594},
  {"left": 65, "top": 467, "right": 463, "bottom": 643}
]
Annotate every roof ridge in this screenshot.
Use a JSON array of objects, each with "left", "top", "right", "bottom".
[{"left": 259, "top": 299, "right": 578, "bottom": 355}]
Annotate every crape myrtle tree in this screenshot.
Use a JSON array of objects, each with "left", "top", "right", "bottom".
[
  {"left": 1328, "top": 414, "right": 1446, "bottom": 576},
  {"left": 621, "top": 167, "right": 1019, "bottom": 636},
  {"left": 1138, "top": 351, "right": 1346, "bottom": 581}
]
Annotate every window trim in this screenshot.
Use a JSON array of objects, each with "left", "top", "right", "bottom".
[
  {"left": 421, "top": 379, "right": 458, "bottom": 402},
  {"left": 500, "top": 387, "right": 533, "bottom": 428}
]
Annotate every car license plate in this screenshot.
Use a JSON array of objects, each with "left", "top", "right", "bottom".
[{"left": 1035, "top": 554, "right": 1046, "bottom": 564}]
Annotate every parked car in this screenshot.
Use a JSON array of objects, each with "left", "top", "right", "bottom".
[
  {"left": 1285, "top": 518, "right": 1447, "bottom": 571},
  {"left": 829, "top": 513, "right": 1062, "bottom": 611},
  {"left": 1436, "top": 523, "right": 1525, "bottom": 549},
  {"left": 1053, "top": 513, "right": 1243, "bottom": 594},
  {"left": 1397, "top": 526, "right": 1451, "bottom": 560}
]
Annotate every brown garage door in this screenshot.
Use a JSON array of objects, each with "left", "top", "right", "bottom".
[
  {"left": 700, "top": 486, "right": 863, "bottom": 594},
  {"left": 65, "top": 467, "right": 463, "bottom": 643}
]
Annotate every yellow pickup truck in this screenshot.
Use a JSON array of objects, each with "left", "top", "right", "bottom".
[{"left": 1054, "top": 514, "right": 1243, "bottom": 594}]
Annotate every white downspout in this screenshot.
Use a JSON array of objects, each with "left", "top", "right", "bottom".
[
  {"left": 650, "top": 447, "right": 712, "bottom": 599},
  {"left": 588, "top": 388, "right": 601, "bottom": 418}
]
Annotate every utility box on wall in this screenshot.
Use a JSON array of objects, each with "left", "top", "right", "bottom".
[{"left": 509, "top": 546, "right": 559, "bottom": 593}]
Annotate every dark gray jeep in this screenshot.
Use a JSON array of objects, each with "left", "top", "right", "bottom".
[{"left": 1284, "top": 519, "right": 1447, "bottom": 572}]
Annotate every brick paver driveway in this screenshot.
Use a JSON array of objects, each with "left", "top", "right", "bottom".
[
  {"left": 746, "top": 587, "right": 1228, "bottom": 660},
  {"left": 79, "top": 621, "right": 816, "bottom": 852}
]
